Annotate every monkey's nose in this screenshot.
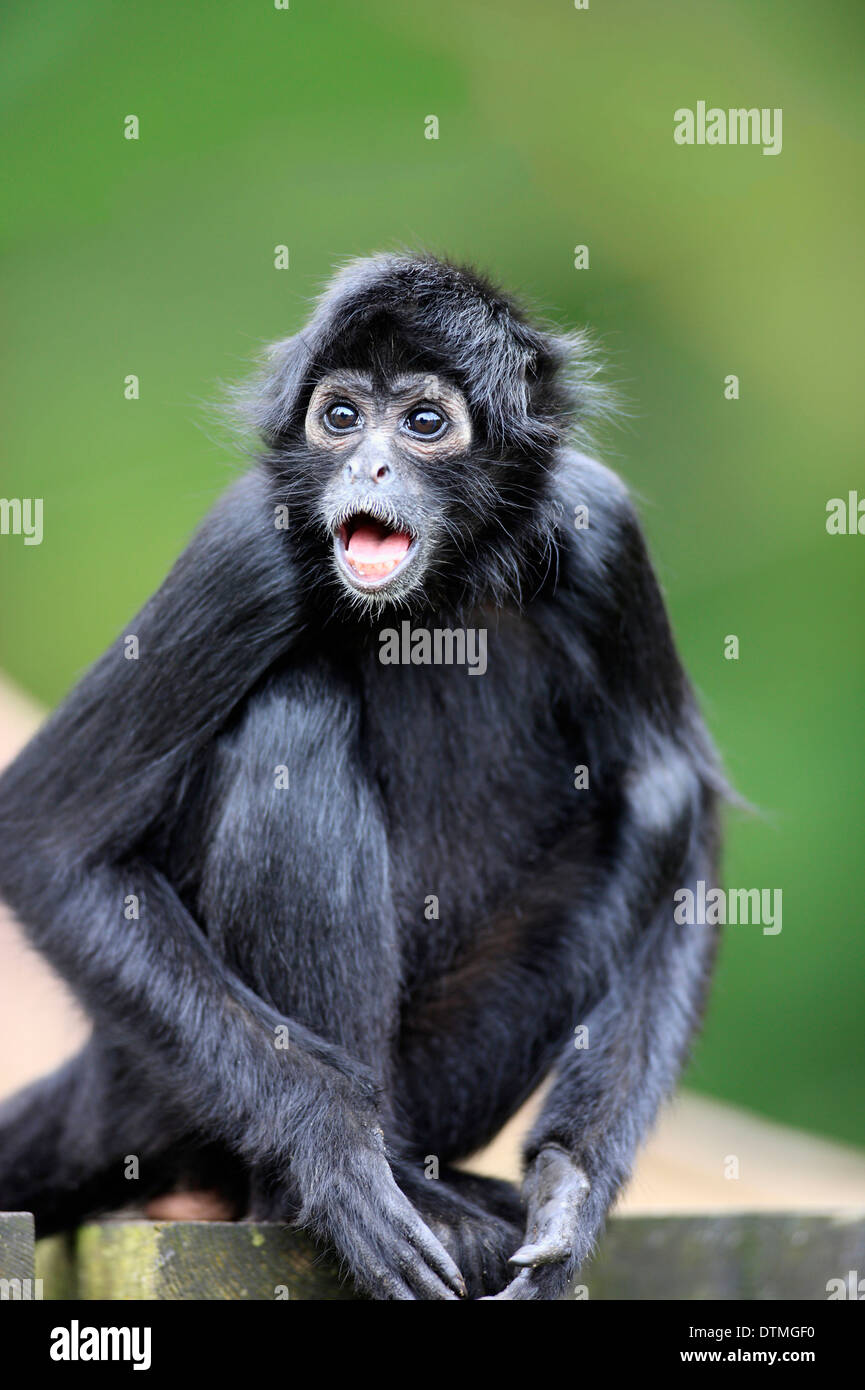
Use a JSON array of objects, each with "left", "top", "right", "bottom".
[{"left": 346, "top": 457, "right": 391, "bottom": 485}]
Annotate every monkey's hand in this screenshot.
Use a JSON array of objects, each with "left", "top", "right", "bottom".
[
  {"left": 285, "top": 1109, "right": 468, "bottom": 1301},
  {"left": 482, "top": 1145, "right": 591, "bottom": 1300},
  {"left": 393, "top": 1165, "right": 523, "bottom": 1298}
]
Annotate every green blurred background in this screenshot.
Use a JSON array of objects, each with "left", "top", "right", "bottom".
[{"left": 1, "top": 0, "right": 863, "bottom": 1146}]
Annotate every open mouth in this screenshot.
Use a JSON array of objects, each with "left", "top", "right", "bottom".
[{"left": 334, "top": 512, "right": 418, "bottom": 589}]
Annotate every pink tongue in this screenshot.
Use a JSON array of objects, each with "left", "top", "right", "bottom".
[{"left": 346, "top": 522, "right": 410, "bottom": 570}]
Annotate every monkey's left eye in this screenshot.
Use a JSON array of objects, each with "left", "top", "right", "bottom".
[
  {"left": 324, "top": 401, "right": 361, "bottom": 432},
  {"left": 404, "top": 406, "right": 446, "bottom": 438}
]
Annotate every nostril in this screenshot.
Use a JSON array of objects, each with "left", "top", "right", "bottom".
[{"left": 373, "top": 463, "right": 390, "bottom": 483}]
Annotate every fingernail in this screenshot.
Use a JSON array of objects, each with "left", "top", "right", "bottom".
[{"left": 509, "top": 1244, "right": 540, "bottom": 1266}]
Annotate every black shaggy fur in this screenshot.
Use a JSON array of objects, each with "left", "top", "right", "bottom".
[{"left": 0, "top": 254, "right": 724, "bottom": 1299}]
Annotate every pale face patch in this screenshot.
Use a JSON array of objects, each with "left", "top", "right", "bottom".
[{"left": 305, "top": 371, "right": 473, "bottom": 598}]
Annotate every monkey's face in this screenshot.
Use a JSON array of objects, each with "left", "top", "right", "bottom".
[{"left": 304, "top": 370, "right": 474, "bottom": 604}]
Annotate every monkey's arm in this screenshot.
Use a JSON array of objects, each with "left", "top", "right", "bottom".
[
  {"left": 0, "top": 471, "right": 463, "bottom": 1299},
  {"left": 490, "top": 811, "right": 718, "bottom": 1300},
  {"left": 488, "top": 459, "right": 723, "bottom": 1299},
  {"left": 0, "top": 471, "right": 323, "bottom": 1119}
]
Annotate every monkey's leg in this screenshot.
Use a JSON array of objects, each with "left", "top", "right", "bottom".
[
  {"left": 184, "top": 671, "right": 467, "bottom": 1299},
  {"left": 390, "top": 916, "right": 578, "bottom": 1296},
  {"left": 0, "top": 1040, "right": 194, "bottom": 1235},
  {"left": 391, "top": 963, "right": 559, "bottom": 1297},
  {"left": 394, "top": 888, "right": 581, "bottom": 1166}
]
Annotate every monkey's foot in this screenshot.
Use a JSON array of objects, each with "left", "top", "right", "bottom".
[{"left": 144, "top": 1189, "right": 238, "bottom": 1221}]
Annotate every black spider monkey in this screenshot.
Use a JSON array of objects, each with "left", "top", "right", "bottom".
[{"left": 0, "top": 254, "right": 725, "bottom": 1299}]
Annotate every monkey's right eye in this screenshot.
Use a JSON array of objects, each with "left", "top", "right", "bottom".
[{"left": 324, "top": 401, "right": 361, "bottom": 432}]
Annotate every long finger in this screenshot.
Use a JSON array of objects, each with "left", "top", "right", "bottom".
[
  {"left": 394, "top": 1236, "right": 462, "bottom": 1301},
  {"left": 351, "top": 1234, "right": 418, "bottom": 1301},
  {"left": 389, "top": 1190, "right": 467, "bottom": 1297}
]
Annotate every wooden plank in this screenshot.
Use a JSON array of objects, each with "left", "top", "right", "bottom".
[
  {"left": 73, "top": 1220, "right": 355, "bottom": 1301},
  {"left": 35, "top": 1233, "right": 78, "bottom": 1300},
  {"left": 40, "top": 1210, "right": 864, "bottom": 1301},
  {"left": 0, "top": 1211, "right": 37, "bottom": 1299},
  {"left": 582, "top": 1212, "right": 865, "bottom": 1300}
]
